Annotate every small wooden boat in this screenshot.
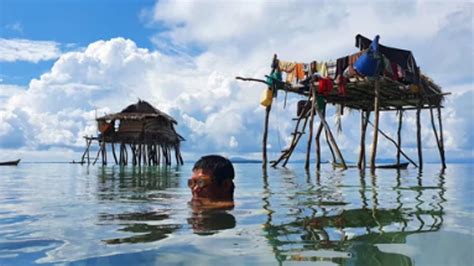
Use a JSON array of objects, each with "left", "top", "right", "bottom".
[
  {"left": 0, "top": 159, "right": 21, "bottom": 166},
  {"left": 376, "top": 162, "right": 409, "bottom": 169}
]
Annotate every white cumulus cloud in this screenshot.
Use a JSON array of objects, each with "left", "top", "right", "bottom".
[{"left": 0, "top": 38, "right": 61, "bottom": 63}]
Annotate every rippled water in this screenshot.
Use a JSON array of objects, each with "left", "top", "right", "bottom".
[{"left": 0, "top": 163, "right": 473, "bottom": 265}]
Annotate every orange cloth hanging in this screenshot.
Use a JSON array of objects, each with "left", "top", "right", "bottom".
[{"left": 295, "top": 63, "right": 305, "bottom": 81}]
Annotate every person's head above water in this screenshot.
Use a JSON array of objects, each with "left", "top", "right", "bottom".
[{"left": 189, "top": 155, "right": 235, "bottom": 206}]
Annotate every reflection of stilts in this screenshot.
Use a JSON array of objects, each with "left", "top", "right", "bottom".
[
  {"left": 395, "top": 169, "right": 408, "bottom": 232},
  {"left": 261, "top": 167, "right": 447, "bottom": 264}
]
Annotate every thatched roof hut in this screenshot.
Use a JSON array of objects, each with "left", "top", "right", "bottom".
[{"left": 82, "top": 100, "right": 184, "bottom": 166}]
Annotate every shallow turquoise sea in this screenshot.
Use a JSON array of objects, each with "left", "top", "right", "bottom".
[{"left": 0, "top": 163, "right": 473, "bottom": 265}]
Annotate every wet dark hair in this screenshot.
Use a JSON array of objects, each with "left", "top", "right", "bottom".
[{"left": 193, "top": 155, "right": 235, "bottom": 184}]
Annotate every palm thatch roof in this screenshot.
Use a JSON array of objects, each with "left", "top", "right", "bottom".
[{"left": 97, "top": 100, "right": 177, "bottom": 124}]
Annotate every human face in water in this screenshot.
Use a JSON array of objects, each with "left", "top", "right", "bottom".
[{"left": 189, "top": 168, "right": 233, "bottom": 204}]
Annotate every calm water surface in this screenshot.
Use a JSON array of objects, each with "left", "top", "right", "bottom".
[{"left": 0, "top": 163, "right": 473, "bottom": 265}]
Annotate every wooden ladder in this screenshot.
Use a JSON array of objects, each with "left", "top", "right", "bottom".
[{"left": 271, "top": 95, "right": 313, "bottom": 167}]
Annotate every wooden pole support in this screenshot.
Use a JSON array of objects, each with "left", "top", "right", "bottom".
[
  {"left": 396, "top": 110, "right": 403, "bottom": 165},
  {"left": 416, "top": 101, "right": 423, "bottom": 169},
  {"left": 370, "top": 79, "right": 381, "bottom": 173},
  {"left": 437, "top": 107, "right": 446, "bottom": 169},
  {"left": 305, "top": 85, "right": 316, "bottom": 170},
  {"left": 263, "top": 104, "right": 271, "bottom": 170}
]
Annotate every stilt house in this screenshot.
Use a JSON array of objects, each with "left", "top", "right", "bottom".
[
  {"left": 81, "top": 100, "right": 184, "bottom": 166},
  {"left": 237, "top": 34, "right": 448, "bottom": 172}
]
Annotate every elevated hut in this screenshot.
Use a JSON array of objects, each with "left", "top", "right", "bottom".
[
  {"left": 237, "top": 34, "right": 448, "bottom": 172},
  {"left": 81, "top": 100, "right": 184, "bottom": 166}
]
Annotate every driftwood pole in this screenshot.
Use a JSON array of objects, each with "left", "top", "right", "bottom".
[
  {"left": 370, "top": 80, "right": 381, "bottom": 173},
  {"left": 396, "top": 110, "right": 403, "bottom": 165},
  {"left": 305, "top": 84, "right": 316, "bottom": 170},
  {"left": 437, "top": 106, "right": 446, "bottom": 169},
  {"left": 416, "top": 101, "right": 423, "bottom": 169}
]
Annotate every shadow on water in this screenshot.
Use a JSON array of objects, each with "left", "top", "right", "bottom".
[{"left": 262, "top": 167, "right": 447, "bottom": 265}]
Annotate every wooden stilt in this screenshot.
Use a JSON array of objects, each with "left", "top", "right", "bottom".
[
  {"left": 263, "top": 105, "right": 272, "bottom": 170},
  {"left": 163, "top": 146, "right": 168, "bottom": 165},
  {"left": 430, "top": 107, "right": 446, "bottom": 169},
  {"left": 130, "top": 144, "right": 136, "bottom": 165},
  {"left": 142, "top": 144, "right": 147, "bottom": 166},
  {"left": 416, "top": 101, "right": 423, "bottom": 169},
  {"left": 315, "top": 122, "right": 324, "bottom": 169},
  {"left": 324, "top": 127, "right": 337, "bottom": 164},
  {"left": 174, "top": 145, "right": 179, "bottom": 166},
  {"left": 81, "top": 137, "right": 92, "bottom": 164},
  {"left": 87, "top": 139, "right": 90, "bottom": 165},
  {"left": 124, "top": 144, "right": 128, "bottom": 165},
  {"left": 305, "top": 85, "right": 316, "bottom": 170},
  {"left": 179, "top": 151, "right": 184, "bottom": 165},
  {"left": 111, "top": 142, "right": 118, "bottom": 165},
  {"left": 437, "top": 107, "right": 446, "bottom": 169},
  {"left": 167, "top": 147, "right": 172, "bottom": 165},
  {"left": 156, "top": 145, "right": 161, "bottom": 165},
  {"left": 102, "top": 141, "right": 107, "bottom": 165},
  {"left": 396, "top": 110, "right": 403, "bottom": 165},
  {"left": 358, "top": 110, "right": 370, "bottom": 169},
  {"left": 314, "top": 106, "right": 326, "bottom": 169},
  {"left": 370, "top": 80, "right": 381, "bottom": 173},
  {"left": 92, "top": 140, "right": 102, "bottom": 165},
  {"left": 119, "top": 142, "right": 123, "bottom": 166}
]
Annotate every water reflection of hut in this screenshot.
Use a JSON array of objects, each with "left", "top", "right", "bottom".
[
  {"left": 237, "top": 34, "right": 448, "bottom": 172},
  {"left": 81, "top": 100, "right": 184, "bottom": 166}
]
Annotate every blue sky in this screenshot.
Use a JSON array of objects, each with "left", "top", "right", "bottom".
[
  {"left": 0, "top": 0, "right": 473, "bottom": 163},
  {"left": 1, "top": 0, "right": 157, "bottom": 84}
]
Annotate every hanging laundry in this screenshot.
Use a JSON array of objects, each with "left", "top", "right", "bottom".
[
  {"left": 344, "top": 51, "right": 364, "bottom": 81},
  {"left": 295, "top": 63, "right": 305, "bottom": 81},
  {"left": 317, "top": 62, "right": 328, "bottom": 78},
  {"left": 278, "top": 60, "right": 297, "bottom": 83},
  {"left": 326, "top": 61, "right": 337, "bottom": 79},
  {"left": 318, "top": 78, "right": 333, "bottom": 96},
  {"left": 260, "top": 88, "right": 273, "bottom": 107},
  {"left": 265, "top": 71, "right": 284, "bottom": 92},
  {"left": 302, "top": 63, "right": 310, "bottom": 73},
  {"left": 335, "top": 56, "right": 349, "bottom": 96},
  {"left": 310, "top": 61, "right": 318, "bottom": 74}
]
